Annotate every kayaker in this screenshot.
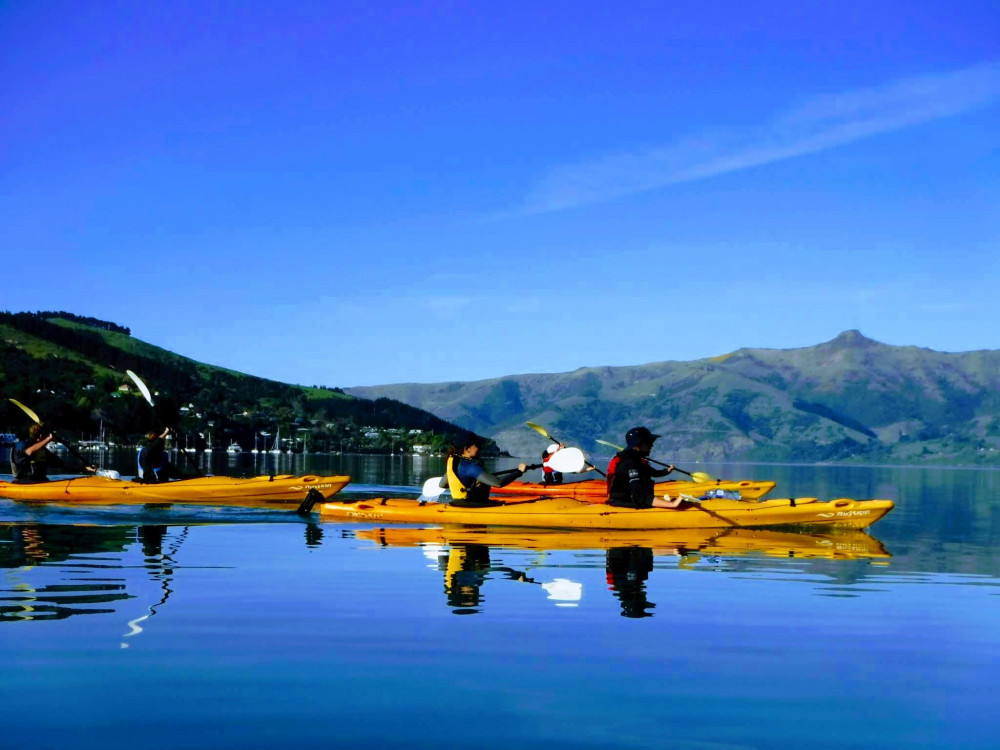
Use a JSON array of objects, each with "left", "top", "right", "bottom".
[
  {"left": 606, "top": 426, "right": 683, "bottom": 508},
  {"left": 541, "top": 442, "right": 565, "bottom": 484},
  {"left": 9, "top": 423, "right": 95, "bottom": 483},
  {"left": 439, "top": 433, "right": 528, "bottom": 507},
  {"left": 137, "top": 427, "right": 186, "bottom": 483}
]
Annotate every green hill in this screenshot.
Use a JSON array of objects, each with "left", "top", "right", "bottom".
[
  {"left": 347, "top": 331, "right": 1000, "bottom": 464},
  {"left": 0, "top": 311, "right": 482, "bottom": 453}
]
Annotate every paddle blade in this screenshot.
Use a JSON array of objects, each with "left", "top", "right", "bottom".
[
  {"left": 545, "top": 447, "right": 587, "bottom": 474},
  {"left": 595, "top": 439, "right": 623, "bottom": 451},
  {"left": 422, "top": 477, "right": 447, "bottom": 499},
  {"left": 9, "top": 398, "right": 42, "bottom": 425},
  {"left": 689, "top": 471, "right": 716, "bottom": 483},
  {"left": 126, "top": 370, "right": 155, "bottom": 407},
  {"left": 525, "top": 422, "right": 554, "bottom": 441}
]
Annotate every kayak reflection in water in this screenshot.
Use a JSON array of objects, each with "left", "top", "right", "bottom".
[
  {"left": 606, "top": 546, "right": 656, "bottom": 618},
  {"left": 440, "top": 544, "right": 535, "bottom": 615}
]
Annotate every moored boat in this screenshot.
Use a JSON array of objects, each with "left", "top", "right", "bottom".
[
  {"left": 491, "top": 477, "right": 777, "bottom": 501},
  {"left": 320, "top": 494, "right": 893, "bottom": 530},
  {"left": 0, "top": 474, "right": 351, "bottom": 508}
]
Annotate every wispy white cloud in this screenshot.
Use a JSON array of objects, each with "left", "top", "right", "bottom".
[{"left": 516, "top": 62, "right": 1000, "bottom": 215}]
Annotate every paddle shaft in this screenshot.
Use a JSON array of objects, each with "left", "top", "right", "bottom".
[
  {"left": 127, "top": 371, "right": 203, "bottom": 476},
  {"left": 595, "top": 438, "right": 708, "bottom": 480},
  {"left": 497, "top": 463, "right": 541, "bottom": 476},
  {"left": 48, "top": 431, "right": 93, "bottom": 473},
  {"left": 174, "top": 433, "right": 203, "bottom": 474}
]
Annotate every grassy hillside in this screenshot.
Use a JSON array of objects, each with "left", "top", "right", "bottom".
[
  {"left": 1, "top": 311, "right": 482, "bottom": 454},
  {"left": 348, "top": 331, "right": 1000, "bottom": 464}
]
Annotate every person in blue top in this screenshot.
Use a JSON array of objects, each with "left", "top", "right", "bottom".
[
  {"left": 439, "top": 433, "right": 527, "bottom": 507},
  {"left": 137, "top": 427, "right": 186, "bottom": 483}
]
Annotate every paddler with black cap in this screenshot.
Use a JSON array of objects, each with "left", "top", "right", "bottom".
[
  {"left": 606, "top": 426, "right": 682, "bottom": 509},
  {"left": 440, "top": 432, "right": 528, "bottom": 508},
  {"left": 9, "top": 423, "right": 95, "bottom": 483}
]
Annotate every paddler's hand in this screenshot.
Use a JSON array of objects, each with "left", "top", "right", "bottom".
[
  {"left": 84, "top": 465, "right": 97, "bottom": 474},
  {"left": 517, "top": 462, "right": 527, "bottom": 474}
]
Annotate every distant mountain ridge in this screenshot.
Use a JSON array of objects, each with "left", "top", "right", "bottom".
[{"left": 347, "top": 331, "right": 1000, "bottom": 464}]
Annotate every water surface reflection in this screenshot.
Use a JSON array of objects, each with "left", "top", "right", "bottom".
[{"left": 355, "top": 525, "right": 894, "bottom": 616}]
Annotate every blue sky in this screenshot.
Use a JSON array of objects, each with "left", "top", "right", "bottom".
[{"left": 2, "top": 1, "right": 998, "bottom": 387}]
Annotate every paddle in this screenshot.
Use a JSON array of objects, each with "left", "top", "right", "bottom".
[
  {"left": 126, "top": 370, "right": 203, "bottom": 476},
  {"left": 422, "top": 447, "right": 589, "bottom": 499},
  {"left": 7, "top": 398, "right": 117, "bottom": 478},
  {"left": 525, "top": 422, "right": 605, "bottom": 477},
  {"left": 126, "top": 369, "right": 155, "bottom": 408},
  {"left": 594, "top": 439, "right": 716, "bottom": 483}
]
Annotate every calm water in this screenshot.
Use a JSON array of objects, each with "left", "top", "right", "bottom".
[{"left": 2, "top": 450, "right": 999, "bottom": 749}]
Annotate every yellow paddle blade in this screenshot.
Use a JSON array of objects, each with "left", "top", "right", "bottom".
[
  {"left": 689, "top": 471, "right": 716, "bottom": 483},
  {"left": 525, "top": 422, "right": 554, "bottom": 441},
  {"left": 9, "top": 398, "right": 42, "bottom": 425},
  {"left": 596, "top": 439, "right": 624, "bottom": 451}
]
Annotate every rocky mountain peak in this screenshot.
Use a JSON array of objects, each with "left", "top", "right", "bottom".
[{"left": 825, "top": 330, "right": 880, "bottom": 350}]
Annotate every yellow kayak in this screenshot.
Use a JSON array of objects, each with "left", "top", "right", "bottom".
[
  {"left": 321, "top": 495, "right": 894, "bottom": 530},
  {"left": 0, "top": 474, "right": 351, "bottom": 508},
  {"left": 355, "top": 525, "right": 891, "bottom": 560}
]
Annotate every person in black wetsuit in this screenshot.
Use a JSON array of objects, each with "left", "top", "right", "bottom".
[
  {"left": 9, "top": 424, "right": 94, "bottom": 483},
  {"left": 438, "top": 433, "right": 527, "bottom": 507},
  {"left": 136, "top": 427, "right": 187, "bottom": 483},
  {"left": 606, "top": 426, "right": 683, "bottom": 509}
]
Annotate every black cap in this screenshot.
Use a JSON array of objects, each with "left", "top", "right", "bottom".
[{"left": 625, "top": 426, "right": 660, "bottom": 448}]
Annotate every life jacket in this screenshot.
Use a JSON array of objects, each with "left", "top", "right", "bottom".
[
  {"left": 542, "top": 454, "right": 563, "bottom": 484},
  {"left": 607, "top": 449, "right": 654, "bottom": 506},
  {"left": 445, "top": 455, "right": 491, "bottom": 505},
  {"left": 605, "top": 454, "right": 621, "bottom": 499},
  {"left": 445, "top": 455, "right": 469, "bottom": 500}
]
